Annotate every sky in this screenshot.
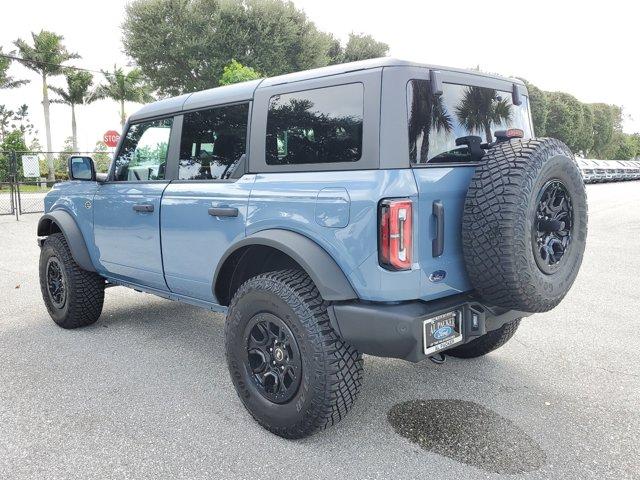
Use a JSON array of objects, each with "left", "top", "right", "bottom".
[{"left": 1, "top": 0, "right": 638, "bottom": 152}]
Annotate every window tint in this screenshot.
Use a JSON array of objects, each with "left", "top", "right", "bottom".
[
  {"left": 266, "top": 83, "right": 363, "bottom": 165},
  {"left": 113, "top": 118, "right": 172, "bottom": 181},
  {"left": 407, "top": 80, "right": 533, "bottom": 164},
  {"left": 179, "top": 103, "right": 249, "bottom": 180}
]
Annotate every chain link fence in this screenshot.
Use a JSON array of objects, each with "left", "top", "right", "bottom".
[
  {"left": 0, "top": 150, "right": 113, "bottom": 219},
  {"left": 0, "top": 150, "right": 17, "bottom": 217}
]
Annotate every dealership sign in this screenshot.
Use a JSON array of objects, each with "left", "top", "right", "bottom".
[{"left": 21, "top": 155, "right": 41, "bottom": 178}]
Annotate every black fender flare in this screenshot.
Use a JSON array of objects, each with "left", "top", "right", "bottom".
[
  {"left": 37, "top": 211, "right": 96, "bottom": 272},
  {"left": 214, "top": 229, "right": 357, "bottom": 301}
]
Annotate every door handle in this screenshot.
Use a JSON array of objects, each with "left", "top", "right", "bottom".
[
  {"left": 432, "top": 200, "right": 444, "bottom": 257},
  {"left": 133, "top": 203, "right": 154, "bottom": 213},
  {"left": 208, "top": 207, "right": 238, "bottom": 217}
]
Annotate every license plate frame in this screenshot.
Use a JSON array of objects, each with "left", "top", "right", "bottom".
[{"left": 422, "top": 310, "right": 463, "bottom": 355}]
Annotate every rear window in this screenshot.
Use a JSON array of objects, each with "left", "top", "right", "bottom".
[
  {"left": 266, "top": 83, "right": 363, "bottom": 165},
  {"left": 407, "top": 80, "right": 533, "bottom": 164}
]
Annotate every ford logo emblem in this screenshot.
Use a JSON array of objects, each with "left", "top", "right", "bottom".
[
  {"left": 433, "top": 326, "right": 453, "bottom": 340},
  {"left": 429, "top": 270, "right": 447, "bottom": 283}
]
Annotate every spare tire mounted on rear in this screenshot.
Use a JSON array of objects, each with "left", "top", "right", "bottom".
[{"left": 462, "top": 138, "right": 587, "bottom": 313}]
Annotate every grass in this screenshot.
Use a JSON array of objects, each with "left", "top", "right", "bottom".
[
  {"left": 17, "top": 184, "right": 52, "bottom": 192},
  {"left": 0, "top": 184, "right": 52, "bottom": 193}
]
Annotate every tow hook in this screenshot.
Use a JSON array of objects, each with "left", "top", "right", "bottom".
[{"left": 429, "top": 353, "right": 446, "bottom": 365}]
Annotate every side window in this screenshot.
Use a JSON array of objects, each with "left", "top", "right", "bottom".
[
  {"left": 407, "top": 80, "right": 533, "bottom": 164},
  {"left": 178, "top": 103, "right": 249, "bottom": 180},
  {"left": 266, "top": 83, "right": 363, "bottom": 165},
  {"left": 113, "top": 118, "right": 173, "bottom": 181}
]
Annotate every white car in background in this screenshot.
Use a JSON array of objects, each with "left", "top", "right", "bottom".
[{"left": 577, "top": 159, "right": 597, "bottom": 183}]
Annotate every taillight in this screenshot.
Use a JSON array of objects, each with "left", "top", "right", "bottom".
[{"left": 379, "top": 199, "right": 413, "bottom": 271}]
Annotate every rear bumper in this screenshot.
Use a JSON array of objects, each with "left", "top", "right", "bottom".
[{"left": 328, "top": 293, "right": 529, "bottom": 363}]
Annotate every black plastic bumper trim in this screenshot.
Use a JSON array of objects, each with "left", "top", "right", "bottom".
[{"left": 329, "top": 293, "right": 528, "bottom": 363}]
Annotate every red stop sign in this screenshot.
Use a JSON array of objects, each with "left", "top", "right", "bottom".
[{"left": 103, "top": 130, "right": 121, "bottom": 148}]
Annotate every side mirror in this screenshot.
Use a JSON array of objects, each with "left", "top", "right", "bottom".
[{"left": 68, "top": 156, "right": 96, "bottom": 181}]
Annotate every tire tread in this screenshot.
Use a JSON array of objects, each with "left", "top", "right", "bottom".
[
  {"left": 225, "top": 269, "right": 363, "bottom": 439},
  {"left": 462, "top": 138, "right": 587, "bottom": 312},
  {"left": 39, "top": 233, "right": 104, "bottom": 328}
]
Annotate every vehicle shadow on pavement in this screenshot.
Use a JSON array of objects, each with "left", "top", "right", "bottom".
[{"left": 24, "top": 295, "right": 548, "bottom": 474}]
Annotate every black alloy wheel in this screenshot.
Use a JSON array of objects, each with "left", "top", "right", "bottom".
[
  {"left": 533, "top": 180, "right": 573, "bottom": 274},
  {"left": 46, "top": 257, "right": 67, "bottom": 309},
  {"left": 244, "top": 313, "right": 302, "bottom": 404}
]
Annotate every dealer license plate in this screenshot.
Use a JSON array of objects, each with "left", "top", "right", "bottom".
[{"left": 423, "top": 310, "right": 463, "bottom": 355}]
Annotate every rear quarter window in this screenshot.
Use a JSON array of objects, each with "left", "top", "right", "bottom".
[
  {"left": 266, "top": 83, "right": 363, "bottom": 165},
  {"left": 407, "top": 80, "right": 533, "bottom": 164}
]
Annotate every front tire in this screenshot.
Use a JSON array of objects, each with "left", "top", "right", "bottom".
[
  {"left": 225, "top": 269, "right": 363, "bottom": 439},
  {"left": 39, "top": 233, "right": 105, "bottom": 328}
]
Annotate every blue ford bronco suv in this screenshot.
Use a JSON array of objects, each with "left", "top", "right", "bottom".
[{"left": 37, "top": 58, "right": 587, "bottom": 438}]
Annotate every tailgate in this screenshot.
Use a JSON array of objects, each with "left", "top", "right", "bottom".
[{"left": 412, "top": 166, "right": 476, "bottom": 301}]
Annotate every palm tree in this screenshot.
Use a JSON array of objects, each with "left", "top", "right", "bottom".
[
  {"left": 408, "top": 81, "right": 453, "bottom": 162},
  {"left": 455, "top": 86, "right": 511, "bottom": 143},
  {"left": 0, "top": 47, "right": 29, "bottom": 89},
  {"left": 14, "top": 31, "right": 79, "bottom": 181},
  {"left": 95, "top": 67, "right": 154, "bottom": 128},
  {"left": 49, "top": 71, "right": 95, "bottom": 151}
]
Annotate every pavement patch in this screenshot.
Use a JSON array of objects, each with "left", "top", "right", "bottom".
[{"left": 387, "top": 399, "right": 546, "bottom": 474}]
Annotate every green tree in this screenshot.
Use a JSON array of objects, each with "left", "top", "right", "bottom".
[
  {"left": 95, "top": 67, "right": 154, "bottom": 127},
  {"left": 544, "top": 92, "right": 585, "bottom": 152},
  {"left": 590, "top": 103, "right": 617, "bottom": 158},
  {"left": 576, "top": 103, "right": 594, "bottom": 155},
  {"left": 0, "top": 105, "right": 36, "bottom": 145},
  {"left": 93, "top": 141, "right": 112, "bottom": 173},
  {"left": 49, "top": 71, "right": 96, "bottom": 151},
  {"left": 11, "top": 105, "right": 36, "bottom": 140},
  {"left": 519, "top": 79, "right": 548, "bottom": 136},
  {"left": 333, "top": 33, "right": 389, "bottom": 64},
  {"left": 219, "top": 60, "right": 261, "bottom": 85},
  {"left": 606, "top": 132, "right": 636, "bottom": 160},
  {"left": 630, "top": 134, "right": 640, "bottom": 159},
  {"left": 0, "top": 130, "right": 29, "bottom": 181},
  {"left": 0, "top": 47, "right": 29, "bottom": 89},
  {"left": 518, "top": 79, "right": 636, "bottom": 158},
  {"left": 0, "top": 105, "right": 13, "bottom": 141},
  {"left": 13, "top": 31, "right": 79, "bottom": 181},
  {"left": 53, "top": 136, "right": 75, "bottom": 179},
  {"left": 455, "top": 86, "right": 511, "bottom": 143},
  {"left": 123, "top": 0, "right": 387, "bottom": 96}
]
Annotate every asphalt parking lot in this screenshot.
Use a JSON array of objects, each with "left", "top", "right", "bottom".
[{"left": 0, "top": 182, "right": 638, "bottom": 480}]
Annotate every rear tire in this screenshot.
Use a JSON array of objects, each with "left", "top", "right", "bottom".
[
  {"left": 447, "top": 319, "right": 521, "bottom": 359},
  {"left": 39, "top": 233, "right": 105, "bottom": 328},
  {"left": 225, "top": 269, "right": 363, "bottom": 439}
]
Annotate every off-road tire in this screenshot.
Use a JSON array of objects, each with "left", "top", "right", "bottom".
[
  {"left": 39, "top": 233, "right": 105, "bottom": 328},
  {"left": 447, "top": 318, "right": 521, "bottom": 359},
  {"left": 462, "top": 138, "right": 588, "bottom": 313},
  {"left": 225, "top": 269, "right": 363, "bottom": 439}
]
